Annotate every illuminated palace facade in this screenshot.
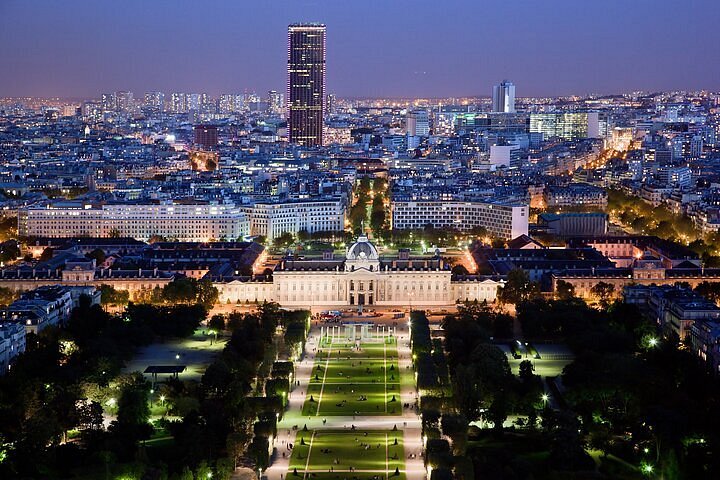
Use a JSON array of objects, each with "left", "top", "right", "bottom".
[{"left": 216, "top": 236, "right": 502, "bottom": 308}]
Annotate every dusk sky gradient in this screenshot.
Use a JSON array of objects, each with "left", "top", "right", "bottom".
[{"left": 1, "top": 0, "right": 719, "bottom": 98}]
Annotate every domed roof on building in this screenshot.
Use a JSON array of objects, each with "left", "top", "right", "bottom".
[{"left": 346, "top": 235, "right": 379, "bottom": 261}]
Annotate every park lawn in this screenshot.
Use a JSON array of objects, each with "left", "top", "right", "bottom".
[
  {"left": 314, "top": 359, "right": 400, "bottom": 384},
  {"left": 290, "top": 474, "right": 405, "bottom": 480},
  {"left": 316, "top": 338, "right": 398, "bottom": 359},
  {"left": 303, "top": 382, "right": 402, "bottom": 416},
  {"left": 288, "top": 430, "right": 405, "bottom": 477},
  {"left": 303, "top": 339, "right": 405, "bottom": 416}
]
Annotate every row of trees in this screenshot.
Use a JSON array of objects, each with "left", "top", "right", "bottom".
[
  {"left": 607, "top": 188, "right": 720, "bottom": 267},
  {"left": 497, "top": 268, "right": 618, "bottom": 309},
  {"left": 100, "top": 277, "right": 219, "bottom": 308},
  {"left": 165, "top": 303, "right": 283, "bottom": 477},
  {"left": 348, "top": 176, "right": 390, "bottom": 236},
  {"left": 410, "top": 310, "right": 443, "bottom": 394},
  {"left": 193, "top": 304, "right": 311, "bottom": 475}
]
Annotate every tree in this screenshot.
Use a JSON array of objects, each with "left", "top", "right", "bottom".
[
  {"left": 195, "top": 461, "right": 212, "bottom": 480},
  {"left": 197, "top": 278, "right": 219, "bottom": 307},
  {"left": 370, "top": 209, "right": 386, "bottom": 236},
  {"left": 0, "top": 241, "right": 20, "bottom": 262},
  {"left": 451, "top": 264, "right": 469, "bottom": 276},
  {"left": 695, "top": 282, "right": 720, "bottom": 304},
  {"left": 111, "top": 375, "right": 152, "bottom": 453},
  {"left": 297, "top": 229, "right": 310, "bottom": 242},
  {"left": 99, "top": 284, "right": 129, "bottom": 306},
  {"left": 161, "top": 277, "right": 198, "bottom": 304},
  {"left": 555, "top": 280, "right": 576, "bottom": 300},
  {"left": 85, "top": 248, "right": 106, "bottom": 265},
  {"left": 148, "top": 234, "right": 167, "bottom": 244},
  {"left": 590, "top": 281, "right": 616, "bottom": 309},
  {"left": 273, "top": 232, "right": 295, "bottom": 248},
  {"left": 348, "top": 203, "right": 367, "bottom": 231},
  {"left": 216, "top": 458, "right": 234, "bottom": 480},
  {"left": 39, "top": 247, "right": 54, "bottom": 262},
  {"left": 0, "top": 286, "right": 18, "bottom": 307},
  {"left": 440, "top": 414, "right": 469, "bottom": 455},
  {"left": 226, "top": 430, "right": 251, "bottom": 468},
  {"left": 485, "top": 392, "right": 510, "bottom": 433},
  {"left": 247, "top": 435, "right": 270, "bottom": 472},
  {"left": 497, "top": 269, "right": 540, "bottom": 305},
  {"left": 208, "top": 314, "right": 226, "bottom": 332}
]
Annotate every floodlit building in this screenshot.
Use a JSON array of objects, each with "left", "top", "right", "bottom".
[
  {"left": 248, "top": 199, "right": 346, "bottom": 240},
  {"left": 530, "top": 112, "right": 600, "bottom": 140},
  {"left": 391, "top": 200, "right": 529, "bottom": 239},
  {"left": 19, "top": 202, "right": 250, "bottom": 242},
  {"left": 213, "top": 236, "right": 503, "bottom": 307}
]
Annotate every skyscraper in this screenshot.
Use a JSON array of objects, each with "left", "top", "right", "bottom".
[
  {"left": 492, "top": 80, "right": 516, "bottom": 113},
  {"left": 115, "top": 91, "right": 134, "bottom": 113},
  {"left": 287, "top": 23, "right": 326, "bottom": 147},
  {"left": 267, "top": 90, "right": 284, "bottom": 115}
]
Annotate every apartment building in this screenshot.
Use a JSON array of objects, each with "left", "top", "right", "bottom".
[
  {"left": 391, "top": 200, "right": 529, "bottom": 240},
  {"left": 19, "top": 202, "right": 250, "bottom": 242},
  {"left": 0, "top": 322, "right": 25, "bottom": 374},
  {"left": 249, "top": 199, "right": 346, "bottom": 240}
]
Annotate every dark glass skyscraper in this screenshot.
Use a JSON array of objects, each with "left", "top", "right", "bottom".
[{"left": 287, "top": 23, "right": 326, "bottom": 147}]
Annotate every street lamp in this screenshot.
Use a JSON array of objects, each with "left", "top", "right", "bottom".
[{"left": 541, "top": 393, "right": 549, "bottom": 407}]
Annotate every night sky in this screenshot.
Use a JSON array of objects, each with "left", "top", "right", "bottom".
[{"left": 1, "top": 0, "right": 719, "bottom": 98}]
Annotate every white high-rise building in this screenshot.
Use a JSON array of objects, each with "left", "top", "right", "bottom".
[
  {"left": 406, "top": 110, "right": 430, "bottom": 136},
  {"left": 267, "top": 90, "right": 284, "bottom": 115},
  {"left": 170, "top": 93, "right": 187, "bottom": 113},
  {"left": 115, "top": 91, "right": 134, "bottom": 112},
  {"left": 492, "top": 80, "right": 516, "bottom": 113},
  {"left": 143, "top": 92, "right": 165, "bottom": 110}
]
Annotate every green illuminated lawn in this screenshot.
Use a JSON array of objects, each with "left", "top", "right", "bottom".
[
  {"left": 302, "top": 338, "right": 405, "bottom": 416},
  {"left": 288, "top": 430, "right": 406, "bottom": 480}
]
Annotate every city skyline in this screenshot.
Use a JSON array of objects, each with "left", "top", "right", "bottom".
[{"left": 1, "top": 0, "right": 719, "bottom": 99}]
